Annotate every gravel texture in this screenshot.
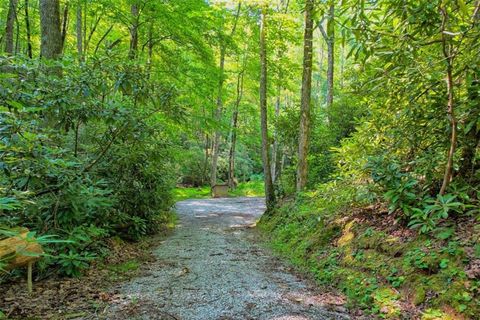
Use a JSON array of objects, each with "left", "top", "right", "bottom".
[{"left": 106, "top": 197, "right": 350, "bottom": 320}]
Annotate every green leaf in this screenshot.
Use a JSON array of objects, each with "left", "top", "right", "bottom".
[
  {"left": 435, "top": 228, "right": 454, "bottom": 240},
  {"left": 7, "top": 100, "right": 24, "bottom": 110},
  {"left": 439, "top": 259, "right": 449, "bottom": 269},
  {"left": 0, "top": 73, "right": 17, "bottom": 79}
]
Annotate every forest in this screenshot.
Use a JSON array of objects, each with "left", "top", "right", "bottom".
[{"left": 0, "top": 0, "right": 479, "bottom": 319}]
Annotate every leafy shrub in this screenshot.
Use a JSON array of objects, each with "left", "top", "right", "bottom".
[
  {"left": 0, "top": 57, "right": 176, "bottom": 277},
  {"left": 367, "top": 155, "right": 422, "bottom": 216},
  {"left": 408, "top": 194, "right": 464, "bottom": 233},
  {"left": 57, "top": 251, "right": 96, "bottom": 277}
]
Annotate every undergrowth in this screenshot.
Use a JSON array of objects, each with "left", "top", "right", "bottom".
[
  {"left": 259, "top": 181, "right": 480, "bottom": 319},
  {"left": 173, "top": 181, "right": 265, "bottom": 201},
  {"left": 0, "top": 233, "right": 170, "bottom": 319}
]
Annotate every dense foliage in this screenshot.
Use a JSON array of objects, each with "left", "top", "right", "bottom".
[
  {"left": 259, "top": 0, "right": 480, "bottom": 318},
  {"left": 0, "top": 0, "right": 224, "bottom": 277},
  {"left": 335, "top": 0, "right": 480, "bottom": 230},
  {"left": 1, "top": 0, "right": 479, "bottom": 318},
  {"left": 0, "top": 56, "right": 180, "bottom": 275}
]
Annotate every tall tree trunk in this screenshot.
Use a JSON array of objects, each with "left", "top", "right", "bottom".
[
  {"left": 280, "top": 153, "right": 286, "bottom": 178},
  {"left": 210, "top": 45, "right": 225, "bottom": 187},
  {"left": 296, "top": 0, "right": 314, "bottom": 192},
  {"left": 439, "top": 7, "right": 457, "bottom": 195},
  {"left": 25, "top": 0, "right": 33, "bottom": 58},
  {"left": 326, "top": 4, "right": 335, "bottom": 109},
  {"left": 259, "top": 7, "right": 275, "bottom": 210},
  {"left": 210, "top": 3, "right": 242, "bottom": 187},
  {"left": 271, "top": 85, "right": 281, "bottom": 183},
  {"left": 319, "top": 3, "right": 335, "bottom": 110},
  {"left": 316, "top": 39, "right": 325, "bottom": 106},
  {"left": 83, "top": 1, "right": 87, "bottom": 52},
  {"left": 14, "top": 5, "right": 20, "bottom": 54},
  {"left": 271, "top": 0, "right": 289, "bottom": 184},
  {"left": 39, "top": 0, "right": 63, "bottom": 60},
  {"left": 76, "top": 3, "right": 83, "bottom": 62},
  {"left": 61, "top": 3, "right": 69, "bottom": 50},
  {"left": 340, "top": 33, "right": 345, "bottom": 89},
  {"left": 5, "top": 0, "right": 18, "bottom": 55},
  {"left": 228, "top": 70, "right": 244, "bottom": 189},
  {"left": 203, "top": 133, "right": 210, "bottom": 186},
  {"left": 129, "top": 4, "right": 139, "bottom": 60}
]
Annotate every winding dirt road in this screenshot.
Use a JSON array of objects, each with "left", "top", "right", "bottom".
[{"left": 107, "top": 197, "right": 350, "bottom": 320}]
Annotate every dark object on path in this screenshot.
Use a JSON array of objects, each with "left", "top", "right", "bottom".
[{"left": 211, "top": 184, "right": 229, "bottom": 198}]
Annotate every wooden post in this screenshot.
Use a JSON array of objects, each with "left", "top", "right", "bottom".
[{"left": 27, "top": 261, "right": 33, "bottom": 293}]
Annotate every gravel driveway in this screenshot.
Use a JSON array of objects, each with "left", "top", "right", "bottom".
[{"left": 106, "top": 197, "right": 350, "bottom": 320}]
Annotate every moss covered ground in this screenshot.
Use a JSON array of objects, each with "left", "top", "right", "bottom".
[{"left": 258, "top": 187, "right": 480, "bottom": 319}]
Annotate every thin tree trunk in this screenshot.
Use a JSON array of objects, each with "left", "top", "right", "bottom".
[
  {"left": 74, "top": 120, "right": 80, "bottom": 157},
  {"left": 271, "top": 0, "right": 289, "bottom": 184},
  {"left": 439, "top": 59, "right": 456, "bottom": 195},
  {"left": 439, "top": 7, "right": 457, "bottom": 195},
  {"left": 83, "top": 1, "right": 87, "bottom": 52},
  {"left": 5, "top": 0, "right": 18, "bottom": 55},
  {"left": 61, "top": 3, "right": 69, "bottom": 50},
  {"left": 76, "top": 4, "right": 83, "bottom": 62},
  {"left": 259, "top": 7, "right": 275, "bottom": 210},
  {"left": 39, "top": 0, "right": 63, "bottom": 60},
  {"left": 317, "top": 39, "right": 325, "bottom": 106},
  {"left": 93, "top": 25, "right": 113, "bottom": 55},
  {"left": 14, "top": 6, "right": 20, "bottom": 54},
  {"left": 319, "top": 3, "right": 335, "bottom": 110},
  {"left": 271, "top": 85, "right": 281, "bottom": 183},
  {"left": 227, "top": 114, "right": 238, "bottom": 189},
  {"left": 326, "top": 4, "right": 335, "bottom": 109},
  {"left": 297, "top": 0, "right": 314, "bottom": 192},
  {"left": 228, "top": 70, "right": 245, "bottom": 189},
  {"left": 201, "top": 105, "right": 210, "bottom": 186},
  {"left": 25, "top": 0, "right": 33, "bottom": 58},
  {"left": 129, "top": 4, "right": 139, "bottom": 60},
  {"left": 210, "top": 45, "right": 225, "bottom": 187},
  {"left": 210, "top": 3, "right": 242, "bottom": 187},
  {"left": 203, "top": 133, "right": 210, "bottom": 186},
  {"left": 340, "top": 34, "right": 345, "bottom": 89}
]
